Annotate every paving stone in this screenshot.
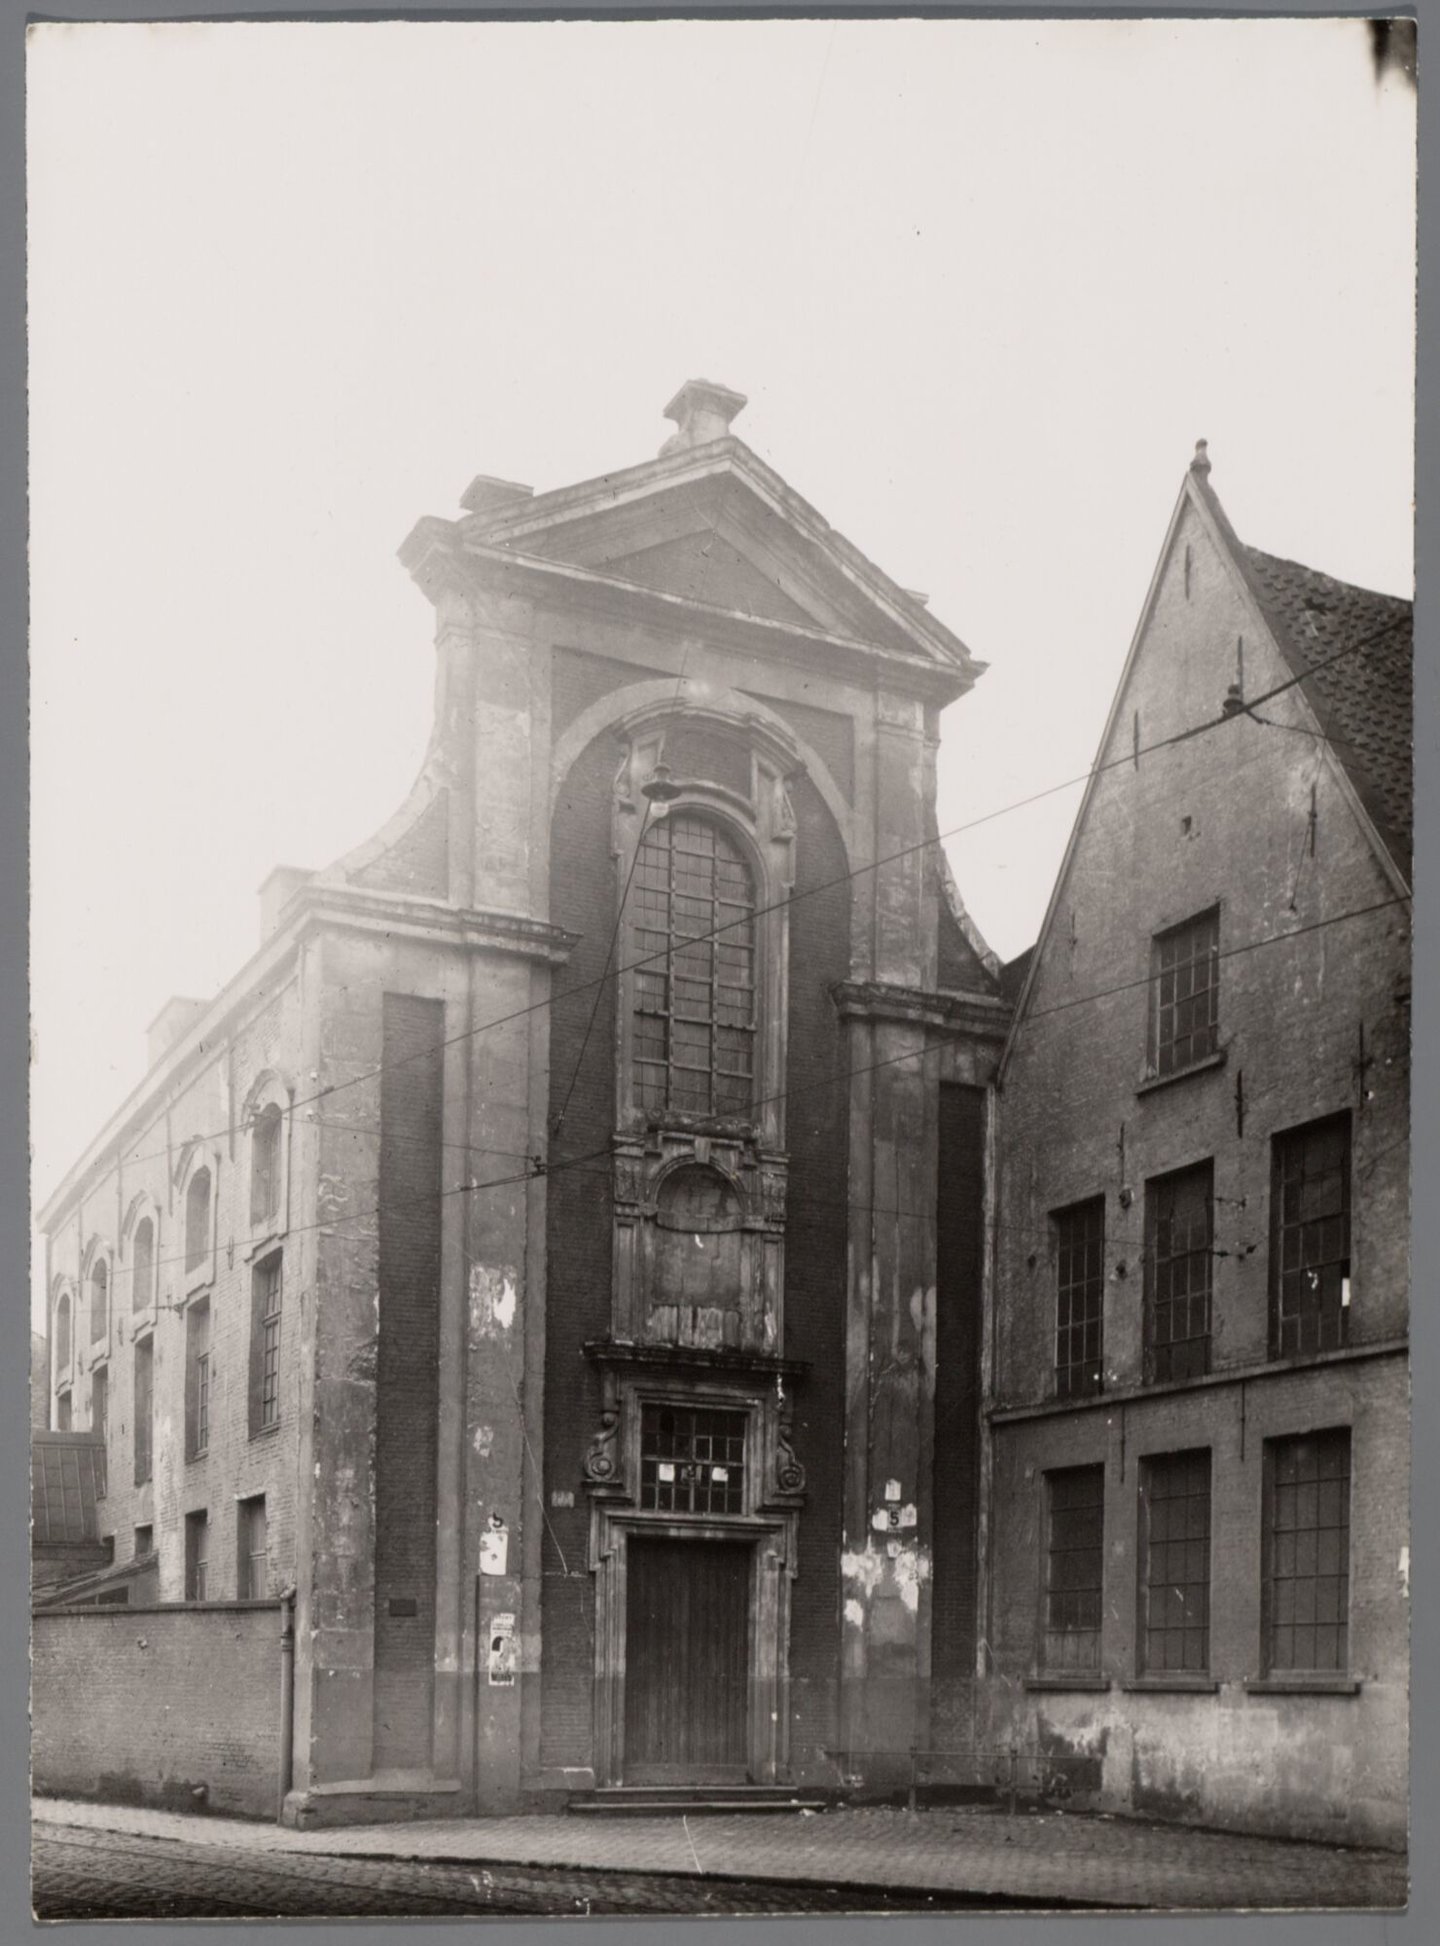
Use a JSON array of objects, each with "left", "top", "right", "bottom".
[{"left": 33, "top": 1794, "right": 1407, "bottom": 1913}]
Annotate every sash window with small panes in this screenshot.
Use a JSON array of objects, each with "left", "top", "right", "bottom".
[
  {"left": 639, "top": 1402, "right": 747, "bottom": 1515},
  {"left": 633, "top": 813, "right": 756, "bottom": 1118},
  {"left": 1271, "top": 1116, "right": 1351, "bottom": 1357}
]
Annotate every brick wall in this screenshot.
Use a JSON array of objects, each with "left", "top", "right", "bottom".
[
  {"left": 540, "top": 743, "right": 855, "bottom": 1775},
  {"left": 930, "top": 1084, "right": 986, "bottom": 1743},
  {"left": 372, "top": 992, "right": 446, "bottom": 1770},
  {"left": 541, "top": 734, "right": 621, "bottom": 1768},
  {"left": 33, "top": 1602, "right": 283, "bottom": 1819},
  {"left": 774, "top": 774, "right": 852, "bottom": 1767},
  {"left": 353, "top": 790, "right": 451, "bottom": 897},
  {"left": 40, "top": 969, "right": 306, "bottom": 1613},
  {"left": 982, "top": 1356, "right": 1408, "bottom": 1848},
  {"left": 983, "top": 495, "right": 1410, "bottom": 1848}
]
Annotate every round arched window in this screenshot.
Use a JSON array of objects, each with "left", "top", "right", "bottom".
[
  {"left": 132, "top": 1216, "right": 154, "bottom": 1312},
  {"left": 185, "top": 1167, "right": 212, "bottom": 1274},
  {"left": 632, "top": 814, "right": 756, "bottom": 1117},
  {"left": 90, "top": 1259, "right": 109, "bottom": 1343}
]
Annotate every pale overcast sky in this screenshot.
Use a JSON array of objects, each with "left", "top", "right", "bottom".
[{"left": 28, "top": 18, "right": 1415, "bottom": 1313}]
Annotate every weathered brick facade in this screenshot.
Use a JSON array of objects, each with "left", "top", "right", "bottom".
[
  {"left": 37, "top": 381, "right": 1007, "bottom": 1823},
  {"left": 39, "top": 408, "right": 1403, "bottom": 1844},
  {"left": 980, "top": 448, "right": 1411, "bottom": 1848}
]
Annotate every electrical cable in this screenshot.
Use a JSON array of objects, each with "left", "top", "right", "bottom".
[{"left": 42, "top": 615, "right": 1412, "bottom": 1195}]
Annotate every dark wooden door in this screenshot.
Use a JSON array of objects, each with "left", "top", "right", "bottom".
[{"left": 624, "top": 1536, "right": 751, "bottom": 1783}]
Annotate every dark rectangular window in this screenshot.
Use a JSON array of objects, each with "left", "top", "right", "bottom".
[
  {"left": 237, "top": 1494, "right": 268, "bottom": 1600},
  {"left": 133, "top": 1524, "right": 153, "bottom": 1559},
  {"left": 184, "top": 1509, "right": 209, "bottom": 1602},
  {"left": 185, "top": 1301, "right": 211, "bottom": 1460},
  {"left": 1145, "top": 1163, "right": 1213, "bottom": 1382},
  {"left": 1150, "top": 909, "right": 1219, "bottom": 1078},
  {"left": 1140, "top": 1449, "right": 1211, "bottom": 1673},
  {"left": 639, "top": 1402, "right": 747, "bottom": 1515},
  {"left": 1272, "top": 1116, "right": 1351, "bottom": 1357},
  {"left": 91, "top": 1367, "right": 108, "bottom": 1498},
  {"left": 56, "top": 1389, "right": 72, "bottom": 1432},
  {"left": 249, "top": 1253, "right": 283, "bottom": 1436},
  {"left": 1042, "top": 1465, "right": 1104, "bottom": 1670},
  {"left": 132, "top": 1338, "right": 153, "bottom": 1485},
  {"left": 1264, "top": 1429, "right": 1351, "bottom": 1674},
  {"left": 1055, "top": 1198, "right": 1105, "bottom": 1399}
]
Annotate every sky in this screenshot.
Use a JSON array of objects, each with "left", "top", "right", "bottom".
[{"left": 27, "top": 17, "right": 1416, "bottom": 1319}]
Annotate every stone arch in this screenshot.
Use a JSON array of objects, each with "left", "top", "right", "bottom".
[{"left": 549, "top": 678, "right": 854, "bottom": 868}]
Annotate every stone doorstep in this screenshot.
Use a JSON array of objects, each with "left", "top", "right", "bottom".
[{"left": 283, "top": 1776, "right": 465, "bottom": 1830}]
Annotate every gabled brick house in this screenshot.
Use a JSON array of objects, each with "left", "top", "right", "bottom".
[{"left": 980, "top": 443, "right": 1411, "bottom": 1849}]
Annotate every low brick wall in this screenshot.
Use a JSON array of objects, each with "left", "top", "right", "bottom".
[{"left": 33, "top": 1601, "right": 283, "bottom": 1820}]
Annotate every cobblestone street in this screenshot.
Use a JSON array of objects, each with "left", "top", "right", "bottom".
[
  {"left": 31, "top": 1817, "right": 1034, "bottom": 1921},
  {"left": 33, "top": 1797, "right": 1407, "bottom": 1918}
]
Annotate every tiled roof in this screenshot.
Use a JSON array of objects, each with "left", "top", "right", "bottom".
[
  {"left": 1239, "top": 546, "right": 1413, "bottom": 882},
  {"left": 32, "top": 1432, "right": 105, "bottom": 1548}
]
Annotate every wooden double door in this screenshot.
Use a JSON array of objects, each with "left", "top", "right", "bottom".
[{"left": 624, "top": 1535, "right": 752, "bottom": 1783}]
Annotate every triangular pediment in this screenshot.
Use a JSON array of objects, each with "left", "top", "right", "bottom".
[
  {"left": 584, "top": 528, "right": 820, "bottom": 627},
  {"left": 457, "top": 440, "right": 979, "bottom": 678}
]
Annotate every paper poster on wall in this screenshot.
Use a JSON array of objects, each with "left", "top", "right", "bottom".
[
  {"left": 488, "top": 1612, "right": 517, "bottom": 1686},
  {"left": 480, "top": 1520, "right": 509, "bottom": 1577}
]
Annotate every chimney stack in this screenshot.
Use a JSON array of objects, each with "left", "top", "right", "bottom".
[
  {"left": 146, "top": 996, "right": 210, "bottom": 1069},
  {"left": 259, "top": 864, "right": 316, "bottom": 943}
]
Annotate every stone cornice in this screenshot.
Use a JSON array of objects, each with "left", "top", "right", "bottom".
[
  {"left": 400, "top": 526, "right": 971, "bottom": 708},
  {"left": 36, "top": 887, "right": 576, "bottom": 1236},
  {"left": 300, "top": 882, "right": 578, "bottom": 964},
  {"left": 987, "top": 1335, "right": 1410, "bottom": 1424},
  {"left": 830, "top": 979, "right": 1012, "bottom": 1038},
  {"left": 437, "top": 434, "right": 981, "bottom": 679},
  {"left": 583, "top": 1337, "right": 809, "bottom": 1384}
]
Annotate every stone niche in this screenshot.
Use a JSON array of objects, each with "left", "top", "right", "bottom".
[{"left": 612, "top": 1132, "right": 787, "bottom": 1353}]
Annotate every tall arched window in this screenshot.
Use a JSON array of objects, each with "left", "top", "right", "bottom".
[
  {"left": 250, "top": 1104, "right": 283, "bottom": 1229},
  {"left": 185, "top": 1167, "right": 212, "bottom": 1274},
  {"left": 132, "top": 1216, "right": 154, "bottom": 1312},
  {"left": 55, "top": 1291, "right": 71, "bottom": 1371},
  {"left": 633, "top": 813, "right": 756, "bottom": 1117},
  {"left": 90, "top": 1259, "right": 109, "bottom": 1343}
]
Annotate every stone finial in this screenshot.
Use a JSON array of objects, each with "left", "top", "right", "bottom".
[
  {"left": 1190, "top": 439, "right": 1212, "bottom": 478},
  {"left": 660, "top": 379, "right": 748, "bottom": 456}
]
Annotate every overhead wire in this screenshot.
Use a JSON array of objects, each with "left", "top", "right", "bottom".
[{"left": 44, "top": 612, "right": 1412, "bottom": 1196}]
